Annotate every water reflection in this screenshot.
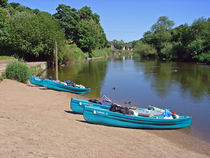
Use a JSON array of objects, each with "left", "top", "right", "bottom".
[
  {"left": 134, "top": 59, "right": 210, "bottom": 101},
  {"left": 46, "top": 57, "right": 210, "bottom": 101},
  {"left": 46, "top": 58, "right": 109, "bottom": 98}
]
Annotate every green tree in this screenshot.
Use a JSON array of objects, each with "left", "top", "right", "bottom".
[
  {"left": 1, "top": 11, "right": 65, "bottom": 61},
  {"left": 92, "top": 13, "right": 100, "bottom": 24},
  {"left": 0, "top": 0, "right": 7, "bottom": 8},
  {"left": 79, "top": 6, "right": 93, "bottom": 20},
  {"left": 0, "top": 8, "right": 8, "bottom": 29},
  {"left": 142, "top": 31, "right": 154, "bottom": 44},
  {"left": 54, "top": 4, "right": 80, "bottom": 41},
  {"left": 112, "top": 40, "right": 125, "bottom": 50},
  {"left": 54, "top": 4, "right": 108, "bottom": 53},
  {"left": 151, "top": 16, "right": 174, "bottom": 32},
  {"left": 149, "top": 16, "right": 174, "bottom": 56},
  {"left": 75, "top": 19, "right": 102, "bottom": 53},
  {"left": 9, "top": 2, "right": 20, "bottom": 9},
  {"left": 138, "top": 16, "right": 210, "bottom": 63}
]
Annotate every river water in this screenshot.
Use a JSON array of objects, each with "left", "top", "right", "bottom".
[{"left": 45, "top": 56, "right": 210, "bottom": 143}]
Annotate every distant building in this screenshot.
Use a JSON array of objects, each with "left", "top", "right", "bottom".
[{"left": 125, "top": 43, "right": 132, "bottom": 51}]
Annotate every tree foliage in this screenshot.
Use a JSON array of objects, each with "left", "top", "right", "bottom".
[
  {"left": 134, "top": 41, "right": 157, "bottom": 58},
  {"left": 0, "top": 10, "right": 65, "bottom": 62},
  {"left": 134, "top": 16, "right": 210, "bottom": 64},
  {"left": 0, "top": 2, "right": 108, "bottom": 64},
  {"left": 0, "top": 8, "right": 8, "bottom": 28},
  {"left": 54, "top": 4, "right": 108, "bottom": 53},
  {"left": 111, "top": 40, "right": 125, "bottom": 50},
  {"left": 54, "top": 4, "right": 80, "bottom": 41},
  {"left": 0, "top": 0, "right": 7, "bottom": 8},
  {"left": 151, "top": 16, "right": 174, "bottom": 32}
]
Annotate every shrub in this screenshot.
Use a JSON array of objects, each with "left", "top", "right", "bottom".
[
  {"left": 69, "top": 44, "right": 88, "bottom": 60},
  {"left": 5, "top": 61, "right": 31, "bottom": 83},
  {"left": 60, "top": 45, "right": 75, "bottom": 65},
  {"left": 160, "top": 43, "right": 173, "bottom": 60},
  {"left": 60, "top": 44, "right": 88, "bottom": 65},
  {"left": 198, "top": 51, "right": 210, "bottom": 64},
  {"left": 134, "top": 41, "right": 157, "bottom": 58}
]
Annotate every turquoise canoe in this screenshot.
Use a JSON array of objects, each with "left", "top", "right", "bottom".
[
  {"left": 43, "top": 79, "right": 91, "bottom": 94},
  {"left": 30, "top": 76, "right": 44, "bottom": 86},
  {"left": 70, "top": 98, "right": 109, "bottom": 114},
  {"left": 83, "top": 105, "right": 192, "bottom": 129}
]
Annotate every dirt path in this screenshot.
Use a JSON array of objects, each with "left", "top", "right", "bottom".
[{"left": 0, "top": 79, "right": 210, "bottom": 158}]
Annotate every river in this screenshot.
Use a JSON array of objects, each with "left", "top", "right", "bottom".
[{"left": 45, "top": 56, "right": 210, "bottom": 143}]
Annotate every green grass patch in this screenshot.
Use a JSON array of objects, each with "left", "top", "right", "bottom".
[
  {"left": 0, "top": 56, "right": 15, "bottom": 60},
  {"left": 116, "top": 50, "right": 134, "bottom": 56}
]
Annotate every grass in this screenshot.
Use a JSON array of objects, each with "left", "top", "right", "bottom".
[
  {"left": 0, "top": 56, "right": 15, "bottom": 60},
  {"left": 90, "top": 48, "right": 112, "bottom": 58}
]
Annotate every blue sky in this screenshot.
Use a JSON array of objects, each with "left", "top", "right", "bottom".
[{"left": 8, "top": 0, "right": 210, "bottom": 42}]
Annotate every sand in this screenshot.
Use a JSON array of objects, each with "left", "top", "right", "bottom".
[{"left": 0, "top": 79, "right": 210, "bottom": 158}]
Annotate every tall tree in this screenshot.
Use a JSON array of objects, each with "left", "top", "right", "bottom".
[
  {"left": 151, "top": 16, "right": 174, "bottom": 32},
  {"left": 54, "top": 4, "right": 80, "bottom": 41},
  {"left": 75, "top": 19, "right": 103, "bottom": 53}
]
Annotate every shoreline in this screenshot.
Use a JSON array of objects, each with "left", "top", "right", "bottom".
[{"left": 0, "top": 79, "right": 210, "bottom": 158}]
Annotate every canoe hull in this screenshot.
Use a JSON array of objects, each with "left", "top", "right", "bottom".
[
  {"left": 70, "top": 98, "right": 109, "bottom": 114},
  {"left": 30, "top": 76, "right": 44, "bottom": 86},
  {"left": 83, "top": 106, "right": 192, "bottom": 129},
  {"left": 43, "top": 79, "right": 90, "bottom": 94}
]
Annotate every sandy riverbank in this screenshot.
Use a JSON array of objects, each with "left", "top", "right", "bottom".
[{"left": 0, "top": 79, "right": 210, "bottom": 158}]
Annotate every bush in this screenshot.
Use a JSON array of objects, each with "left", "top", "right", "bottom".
[
  {"left": 160, "top": 43, "right": 173, "bottom": 60},
  {"left": 69, "top": 44, "right": 88, "bottom": 60},
  {"left": 60, "top": 45, "right": 74, "bottom": 64},
  {"left": 198, "top": 51, "right": 210, "bottom": 64},
  {"left": 60, "top": 44, "right": 88, "bottom": 65},
  {"left": 5, "top": 61, "right": 31, "bottom": 83},
  {"left": 134, "top": 41, "right": 157, "bottom": 58}
]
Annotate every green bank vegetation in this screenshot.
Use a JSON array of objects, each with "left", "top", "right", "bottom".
[
  {"left": 5, "top": 61, "right": 31, "bottom": 83},
  {"left": 133, "top": 16, "right": 210, "bottom": 64},
  {"left": 0, "top": 60, "right": 46, "bottom": 83},
  {"left": 0, "top": 1, "right": 110, "bottom": 65},
  {"left": 0, "top": 56, "right": 15, "bottom": 60}
]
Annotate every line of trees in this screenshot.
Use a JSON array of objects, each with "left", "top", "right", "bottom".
[
  {"left": 0, "top": 1, "right": 109, "bottom": 63},
  {"left": 134, "top": 16, "right": 210, "bottom": 64},
  {"left": 54, "top": 4, "right": 108, "bottom": 53}
]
